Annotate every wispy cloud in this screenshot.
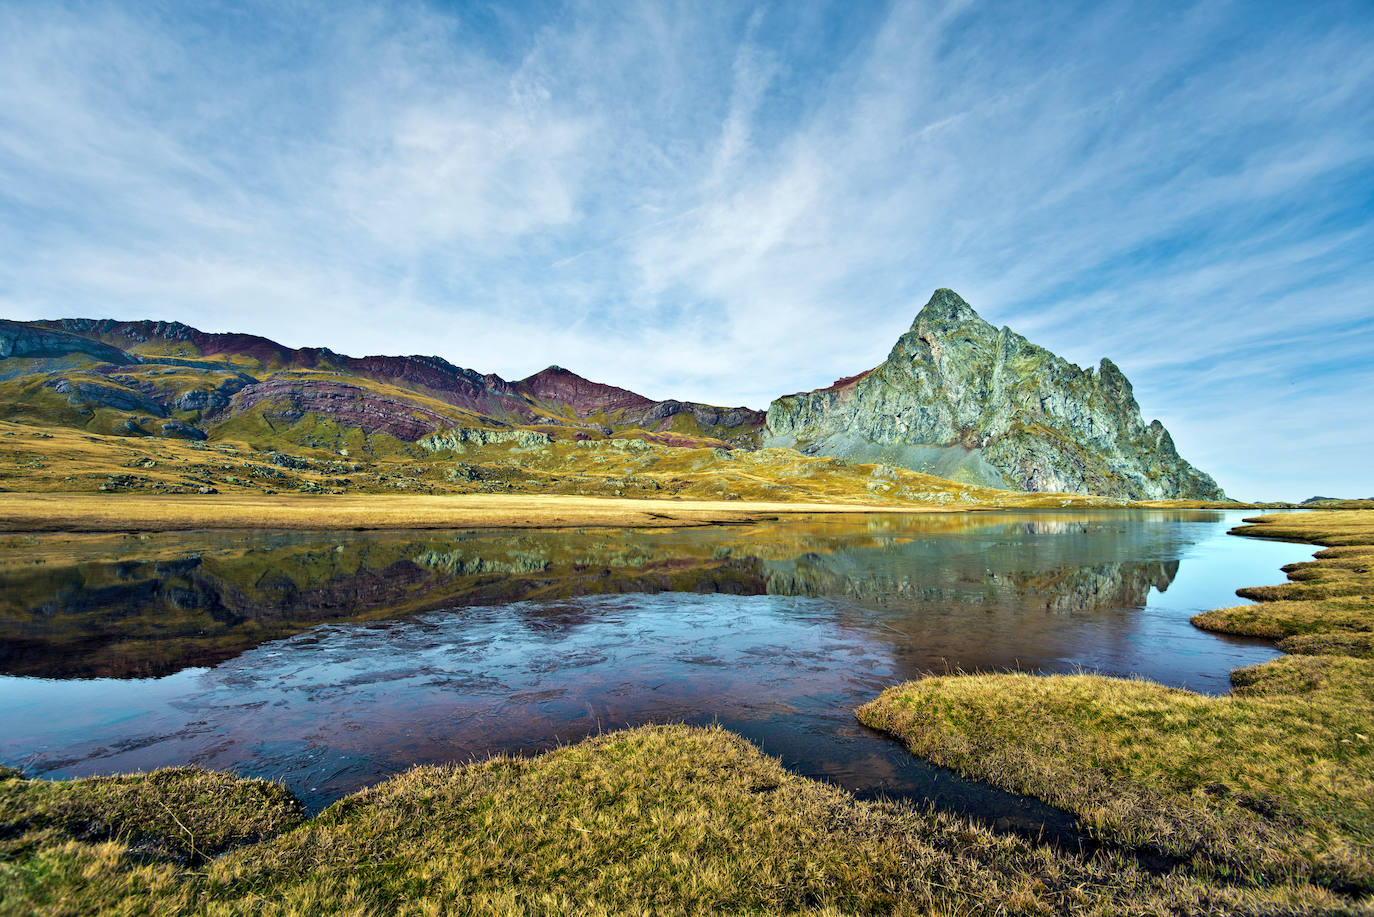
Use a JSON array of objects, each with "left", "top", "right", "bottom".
[{"left": 0, "top": 0, "right": 1370, "bottom": 499}]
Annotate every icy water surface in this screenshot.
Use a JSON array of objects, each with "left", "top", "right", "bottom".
[{"left": 0, "top": 509, "right": 1309, "bottom": 830}]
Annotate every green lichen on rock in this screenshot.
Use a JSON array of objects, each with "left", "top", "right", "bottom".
[
  {"left": 765, "top": 289, "right": 1226, "bottom": 500},
  {"left": 418, "top": 427, "right": 552, "bottom": 452}
]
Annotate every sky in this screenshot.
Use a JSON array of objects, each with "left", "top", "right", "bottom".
[{"left": 1, "top": 1, "right": 1371, "bottom": 500}]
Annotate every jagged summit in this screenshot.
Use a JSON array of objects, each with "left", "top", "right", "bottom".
[
  {"left": 912, "top": 287, "right": 981, "bottom": 327},
  {"left": 765, "top": 289, "right": 1225, "bottom": 500}
]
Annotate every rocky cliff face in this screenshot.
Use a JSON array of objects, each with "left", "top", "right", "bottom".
[
  {"left": 765, "top": 289, "right": 1226, "bottom": 500},
  {"left": 0, "top": 320, "right": 134, "bottom": 365}
]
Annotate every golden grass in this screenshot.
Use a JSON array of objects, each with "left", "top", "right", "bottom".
[
  {"left": 1, "top": 418, "right": 1285, "bottom": 517},
  {"left": 0, "top": 491, "right": 968, "bottom": 533},
  {"left": 0, "top": 415, "right": 1145, "bottom": 534},
  {"left": 858, "top": 658, "right": 1374, "bottom": 889},
  {"left": 0, "top": 767, "right": 303, "bottom": 864},
  {"left": 0, "top": 417, "right": 1126, "bottom": 507},
  {"left": 858, "top": 510, "right": 1374, "bottom": 896},
  {"left": 1193, "top": 514, "right": 1374, "bottom": 639},
  {"left": 1191, "top": 595, "right": 1373, "bottom": 639},
  {"left": 0, "top": 727, "right": 1349, "bottom": 916}
]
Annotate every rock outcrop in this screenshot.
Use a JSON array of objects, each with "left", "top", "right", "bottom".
[
  {"left": 765, "top": 289, "right": 1225, "bottom": 500},
  {"left": 508, "top": 366, "right": 764, "bottom": 445},
  {"left": 512, "top": 366, "right": 656, "bottom": 414},
  {"left": 0, "top": 320, "right": 134, "bottom": 365},
  {"left": 419, "top": 428, "right": 552, "bottom": 451},
  {"left": 226, "top": 379, "right": 459, "bottom": 442},
  {"left": 46, "top": 376, "right": 167, "bottom": 416}
]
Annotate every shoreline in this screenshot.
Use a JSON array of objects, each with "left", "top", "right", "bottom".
[
  {"left": 0, "top": 491, "right": 968, "bottom": 533},
  {"left": 857, "top": 510, "right": 1374, "bottom": 893},
  {"left": 0, "top": 491, "right": 1269, "bottom": 534},
  {"left": 1, "top": 512, "right": 1364, "bottom": 912}
]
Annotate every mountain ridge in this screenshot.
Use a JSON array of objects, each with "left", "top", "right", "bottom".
[
  {"left": 1, "top": 291, "right": 1226, "bottom": 500},
  {"left": 764, "top": 289, "right": 1225, "bottom": 500},
  {"left": 1, "top": 317, "right": 765, "bottom": 449}
]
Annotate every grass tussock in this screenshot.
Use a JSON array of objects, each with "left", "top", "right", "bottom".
[
  {"left": 0, "top": 768, "right": 304, "bottom": 865},
  {"left": 1278, "top": 631, "right": 1374, "bottom": 659},
  {"left": 858, "top": 510, "right": 1374, "bottom": 899},
  {"left": 858, "top": 659, "right": 1374, "bottom": 891},
  {"left": 0, "top": 726, "right": 1350, "bottom": 916}
]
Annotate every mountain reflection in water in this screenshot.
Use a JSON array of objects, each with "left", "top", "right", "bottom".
[
  {"left": 7, "top": 512, "right": 1192, "bottom": 679},
  {"left": 0, "top": 510, "right": 1311, "bottom": 823}
]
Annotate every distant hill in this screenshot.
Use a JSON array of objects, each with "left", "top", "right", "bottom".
[
  {"left": 765, "top": 289, "right": 1225, "bottom": 501},
  {"left": 1300, "top": 496, "right": 1374, "bottom": 508},
  {"left": 0, "top": 318, "right": 763, "bottom": 451}
]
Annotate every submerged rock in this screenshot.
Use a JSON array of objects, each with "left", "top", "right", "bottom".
[{"left": 765, "top": 289, "right": 1226, "bottom": 500}]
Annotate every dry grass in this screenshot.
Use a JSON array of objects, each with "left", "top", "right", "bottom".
[
  {"left": 0, "top": 417, "right": 1128, "bottom": 511},
  {"left": 0, "top": 414, "right": 1139, "bottom": 534},
  {"left": 1193, "top": 514, "right": 1374, "bottom": 639},
  {"left": 858, "top": 658, "right": 1374, "bottom": 890},
  {"left": 0, "top": 491, "right": 970, "bottom": 533},
  {"left": 1191, "top": 595, "right": 1374, "bottom": 639},
  {"left": 0, "top": 767, "right": 303, "bottom": 864},
  {"left": 0, "top": 727, "right": 1349, "bottom": 916},
  {"left": 858, "top": 510, "right": 1374, "bottom": 898}
]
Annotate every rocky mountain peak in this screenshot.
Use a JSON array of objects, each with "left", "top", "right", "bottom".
[
  {"left": 765, "top": 289, "right": 1226, "bottom": 501},
  {"left": 911, "top": 288, "right": 983, "bottom": 330},
  {"left": 1095, "top": 357, "right": 1135, "bottom": 405},
  {"left": 516, "top": 365, "right": 656, "bottom": 414}
]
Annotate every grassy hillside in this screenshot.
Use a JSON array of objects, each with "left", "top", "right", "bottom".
[
  {"left": 1, "top": 318, "right": 764, "bottom": 450},
  {"left": 0, "top": 418, "right": 1128, "bottom": 508},
  {"left": 1, "top": 316, "right": 1257, "bottom": 506}
]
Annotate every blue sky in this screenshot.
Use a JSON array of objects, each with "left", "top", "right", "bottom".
[{"left": 1, "top": 0, "right": 1371, "bottom": 500}]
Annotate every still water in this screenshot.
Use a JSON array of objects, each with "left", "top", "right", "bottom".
[{"left": 0, "top": 509, "right": 1308, "bottom": 829}]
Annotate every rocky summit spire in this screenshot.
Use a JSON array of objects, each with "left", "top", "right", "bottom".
[
  {"left": 764, "top": 289, "right": 1226, "bottom": 501},
  {"left": 911, "top": 288, "right": 982, "bottom": 328}
]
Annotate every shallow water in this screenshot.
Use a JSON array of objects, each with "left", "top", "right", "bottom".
[{"left": 0, "top": 509, "right": 1309, "bottom": 830}]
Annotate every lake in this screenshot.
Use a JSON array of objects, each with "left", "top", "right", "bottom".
[{"left": 0, "top": 509, "right": 1309, "bottom": 833}]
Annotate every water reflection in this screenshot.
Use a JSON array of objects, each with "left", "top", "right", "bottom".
[
  {"left": 0, "top": 510, "right": 1311, "bottom": 826},
  {"left": 5, "top": 511, "right": 1209, "bottom": 679}
]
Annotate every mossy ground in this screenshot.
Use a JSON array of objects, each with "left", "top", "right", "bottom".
[
  {"left": 0, "top": 727, "right": 1350, "bottom": 916},
  {"left": 859, "top": 510, "right": 1374, "bottom": 901}
]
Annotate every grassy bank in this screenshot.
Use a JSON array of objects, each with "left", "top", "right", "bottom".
[
  {"left": 0, "top": 491, "right": 956, "bottom": 533},
  {"left": 1191, "top": 511, "right": 1374, "bottom": 645},
  {"left": 0, "top": 725, "right": 1349, "bottom": 916},
  {"left": 858, "top": 510, "right": 1374, "bottom": 898}
]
